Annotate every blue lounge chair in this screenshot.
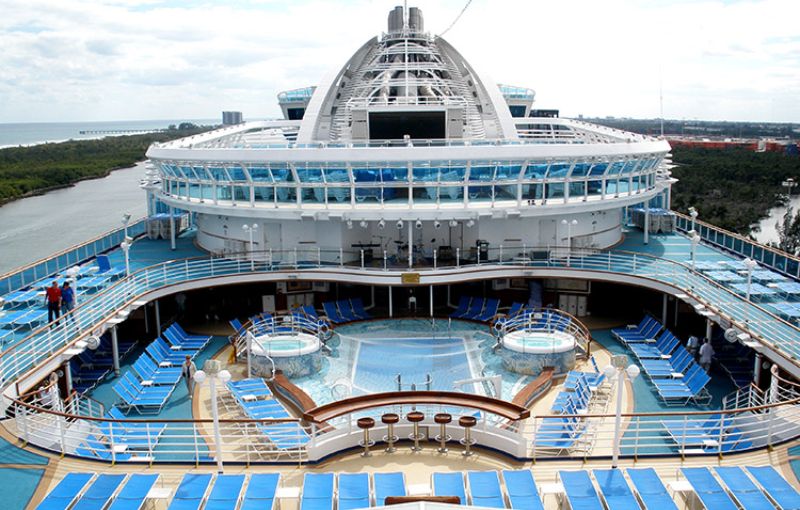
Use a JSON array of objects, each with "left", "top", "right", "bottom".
[
  {"left": 373, "top": 473, "right": 406, "bottom": 506},
  {"left": 300, "top": 473, "right": 335, "bottom": 510},
  {"left": 155, "top": 337, "right": 199, "bottom": 357},
  {"left": 594, "top": 469, "right": 639, "bottom": 510},
  {"left": 627, "top": 468, "right": 678, "bottom": 510},
  {"left": 240, "top": 474, "right": 280, "bottom": 510},
  {"left": 475, "top": 298, "right": 500, "bottom": 322},
  {"left": 168, "top": 474, "right": 213, "bottom": 510},
  {"left": 450, "top": 296, "right": 471, "bottom": 318},
  {"left": 350, "top": 298, "right": 372, "bottom": 320},
  {"left": 507, "top": 302, "right": 524, "bottom": 317},
  {"left": 630, "top": 331, "right": 679, "bottom": 359},
  {"left": 302, "top": 305, "right": 321, "bottom": 321},
  {"left": 107, "top": 474, "right": 159, "bottom": 510},
  {"left": 164, "top": 327, "right": 208, "bottom": 350},
  {"left": 432, "top": 472, "right": 466, "bottom": 505},
  {"left": 75, "top": 435, "right": 132, "bottom": 462},
  {"left": 171, "top": 323, "right": 212, "bottom": 342},
  {"left": 73, "top": 474, "right": 127, "bottom": 510},
  {"left": 36, "top": 473, "right": 95, "bottom": 510},
  {"left": 747, "top": 466, "right": 800, "bottom": 510},
  {"left": 205, "top": 475, "right": 246, "bottom": 510},
  {"left": 560, "top": 471, "right": 604, "bottom": 510},
  {"left": 112, "top": 373, "right": 172, "bottom": 413},
  {"left": 462, "top": 298, "right": 486, "bottom": 321},
  {"left": 229, "top": 319, "right": 245, "bottom": 335},
  {"left": 715, "top": 467, "right": 774, "bottom": 510},
  {"left": 131, "top": 358, "right": 180, "bottom": 386},
  {"left": 681, "top": 467, "right": 738, "bottom": 510},
  {"left": 613, "top": 316, "right": 662, "bottom": 344},
  {"left": 96, "top": 255, "right": 126, "bottom": 279},
  {"left": 338, "top": 473, "right": 370, "bottom": 510},
  {"left": 336, "top": 300, "right": 359, "bottom": 322},
  {"left": 501, "top": 470, "right": 544, "bottom": 510},
  {"left": 322, "top": 302, "right": 347, "bottom": 324},
  {"left": 467, "top": 471, "right": 504, "bottom": 508}
]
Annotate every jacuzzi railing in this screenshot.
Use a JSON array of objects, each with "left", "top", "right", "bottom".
[
  {"left": 495, "top": 307, "right": 591, "bottom": 355},
  {"left": 3, "top": 243, "right": 800, "bottom": 397},
  {"left": 10, "top": 374, "right": 800, "bottom": 463},
  {"left": 233, "top": 315, "right": 330, "bottom": 362}
]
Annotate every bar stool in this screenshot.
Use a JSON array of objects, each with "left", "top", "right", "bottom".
[
  {"left": 406, "top": 411, "right": 425, "bottom": 452},
  {"left": 357, "top": 417, "right": 375, "bottom": 457},
  {"left": 381, "top": 413, "right": 400, "bottom": 453},
  {"left": 434, "top": 413, "right": 452, "bottom": 453},
  {"left": 459, "top": 415, "right": 477, "bottom": 457}
]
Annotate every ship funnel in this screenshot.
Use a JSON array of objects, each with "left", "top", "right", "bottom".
[{"left": 387, "top": 5, "right": 424, "bottom": 34}]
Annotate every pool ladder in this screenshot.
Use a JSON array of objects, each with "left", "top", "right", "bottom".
[{"left": 396, "top": 373, "right": 433, "bottom": 392}]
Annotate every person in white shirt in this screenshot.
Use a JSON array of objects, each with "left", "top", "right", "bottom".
[{"left": 699, "top": 338, "right": 715, "bottom": 372}]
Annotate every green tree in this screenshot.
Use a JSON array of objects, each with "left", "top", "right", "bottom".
[{"left": 776, "top": 207, "right": 800, "bottom": 255}]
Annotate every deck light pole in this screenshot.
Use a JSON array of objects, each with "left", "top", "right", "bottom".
[
  {"left": 688, "top": 207, "right": 698, "bottom": 232},
  {"left": 689, "top": 230, "right": 701, "bottom": 269},
  {"left": 783, "top": 178, "right": 797, "bottom": 198},
  {"left": 561, "top": 219, "right": 577, "bottom": 266},
  {"left": 744, "top": 257, "right": 758, "bottom": 302},
  {"left": 193, "top": 360, "right": 231, "bottom": 473},
  {"left": 242, "top": 223, "right": 258, "bottom": 271},
  {"left": 603, "top": 355, "right": 640, "bottom": 468},
  {"left": 120, "top": 237, "right": 132, "bottom": 277}
]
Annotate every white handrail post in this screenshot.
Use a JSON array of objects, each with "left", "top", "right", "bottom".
[
  {"left": 456, "top": 248, "right": 461, "bottom": 268},
  {"left": 383, "top": 250, "right": 388, "bottom": 271},
  {"left": 360, "top": 250, "right": 365, "bottom": 269},
  {"left": 294, "top": 247, "right": 298, "bottom": 269},
  {"left": 499, "top": 244, "right": 503, "bottom": 263},
  {"left": 433, "top": 248, "right": 437, "bottom": 269},
  {"left": 317, "top": 247, "right": 322, "bottom": 267},
  {"left": 339, "top": 248, "right": 344, "bottom": 267}
]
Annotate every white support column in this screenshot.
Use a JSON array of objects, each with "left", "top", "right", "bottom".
[
  {"left": 754, "top": 353, "right": 763, "bottom": 387},
  {"left": 64, "top": 362, "right": 73, "bottom": 394},
  {"left": 169, "top": 206, "right": 177, "bottom": 250},
  {"left": 705, "top": 318, "right": 713, "bottom": 340},
  {"left": 673, "top": 297, "right": 679, "bottom": 327},
  {"left": 643, "top": 206, "right": 650, "bottom": 244},
  {"left": 661, "top": 294, "right": 668, "bottom": 326},
  {"left": 388, "top": 286, "right": 393, "bottom": 318},
  {"left": 408, "top": 220, "right": 413, "bottom": 269},
  {"left": 155, "top": 300, "right": 162, "bottom": 334},
  {"left": 429, "top": 286, "right": 434, "bottom": 318},
  {"left": 111, "top": 326, "right": 121, "bottom": 376}
]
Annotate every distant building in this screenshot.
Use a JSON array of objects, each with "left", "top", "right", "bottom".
[{"left": 222, "top": 111, "right": 244, "bottom": 125}]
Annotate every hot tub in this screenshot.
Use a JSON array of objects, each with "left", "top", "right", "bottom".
[
  {"left": 250, "top": 332, "right": 323, "bottom": 378},
  {"left": 498, "top": 330, "right": 577, "bottom": 375}
]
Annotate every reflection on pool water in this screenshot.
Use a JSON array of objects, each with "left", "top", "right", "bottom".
[{"left": 289, "top": 318, "right": 540, "bottom": 406}]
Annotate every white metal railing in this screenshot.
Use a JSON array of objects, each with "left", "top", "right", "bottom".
[{"left": 494, "top": 307, "right": 591, "bottom": 355}]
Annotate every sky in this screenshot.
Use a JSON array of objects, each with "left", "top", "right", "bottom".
[{"left": 1, "top": 0, "right": 799, "bottom": 124}]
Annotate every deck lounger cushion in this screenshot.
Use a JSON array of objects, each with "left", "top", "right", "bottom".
[
  {"left": 467, "top": 471, "right": 504, "bottom": 508},
  {"left": 747, "top": 466, "right": 800, "bottom": 510},
  {"left": 560, "top": 471, "right": 604, "bottom": 510},
  {"left": 593, "top": 469, "right": 639, "bottom": 510},
  {"left": 240, "top": 473, "right": 280, "bottom": 510},
  {"left": 627, "top": 468, "right": 678, "bottom": 510},
  {"left": 715, "top": 467, "right": 774, "bottom": 510},
  {"left": 37, "top": 473, "right": 95, "bottom": 510},
  {"left": 373, "top": 473, "right": 406, "bottom": 506},
  {"left": 107, "top": 474, "right": 159, "bottom": 510},
  {"left": 300, "top": 473, "right": 335, "bottom": 510},
  {"left": 73, "top": 474, "right": 127, "bottom": 510},
  {"left": 168, "top": 474, "right": 213, "bottom": 510},
  {"left": 432, "top": 473, "right": 466, "bottom": 505},
  {"left": 502, "top": 470, "right": 544, "bottom": 510},
  {"left": 681, "top": 467, "right": 738, "bottom": 510},
  {"left": 205, "top": 474, "right": 246, "bottom": 510},
  {"left": 338, "top": 473, "right": 370, "bottom": 510}
]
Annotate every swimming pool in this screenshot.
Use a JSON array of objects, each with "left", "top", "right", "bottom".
[{"left": 289, "top": 319, "right": 540, "bottom": 405}]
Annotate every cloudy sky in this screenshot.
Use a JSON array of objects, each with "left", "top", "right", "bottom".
[{"left": 1, "top": 0, "right": 798, "bottom": 123}]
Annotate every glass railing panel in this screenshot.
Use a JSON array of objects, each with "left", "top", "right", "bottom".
[
  {"left": 568, "top": 182, "right": 585, "bottom": 198},
  {"left": 521, "top": 183, "right": 543, "bottom": 201},
  {"left": 590, "top": 162, "right": 609, "bottom": 176},
  {"left": 524, "top": 163, "right": 548, "bottom": 179},
  {"left": 381, "top": 167, "right": 408, "bottom": 183},
  {"left": 469, "top": 165, "right": 494, "bottom": 181},
  {"left": 270, "top": 166, "right": 293, "bottom": 183},
  {"left": 494, "top": 184, "right": 516, "bottom": 200},
  {"left": 296, "top": 167, "right": 324, "bottom": 183},
  {"left": 439, "top": 186, "right": 463, "bottom": 202},
  {"left": 254, "top": 186, "right": 274, "bottom": 202},
  {"left": 571, "top": 163, "right": 591, "bottom": 177},
  {"left": 412, "top": 164, "right": 438, "bottom": 182},
  {"left": 588, "top": 180, "right": 603, "bottom": 196},
  {"left": 327, "top": 187, "right": 350, "bottom": 203},
  {"left": 248, "top": 166, "right": 272, "bottom": 182},
  {"left": 276, "top": 187, "right": 296, "bottom": 203},
  {"left": 467, "top": 185, "right": 492, "bottom": 201},
  {"left": 441, "top": 166, "right": 467, "bottom": 182},
  {"left": 324, "top": 167, "right": 349, "bottom": 183},
  {"left": 301, "top": 187, "right": 325, "bottom": 204},
  {"left": 233, "top": 185, "right": 249, "bottom": 202},
  {"left": 546, "top": 183, "right": 565, "bottom": 199},
  {"left": 546, "top": 162, "right": 571, "bottom": 178},
  {"left": 208, "top": 166, "right": 228, "bottom": 181},
  {"left": 495, "top": 164, "right": 521, "bottom": 180},
  {"left": 412, "top": 186, "right": 438, "bottom": 202}
]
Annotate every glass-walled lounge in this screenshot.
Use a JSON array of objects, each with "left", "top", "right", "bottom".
[{"left": 157, "top": 156, "right": 664, "bottom": 208}]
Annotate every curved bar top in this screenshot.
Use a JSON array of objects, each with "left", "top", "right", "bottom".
[{"left": 302, "top": 390, "right": 531, "bottom": 423}]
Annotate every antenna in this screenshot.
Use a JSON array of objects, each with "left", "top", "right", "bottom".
[
  {"left": 403, "top": 0, "right": 409, "bottom": 33},
  {"left": 659, "top": 65, "right": 664, "bottom": 138},
  {"left": 439, "top": 0, "right": 473, "bottom": 37}
]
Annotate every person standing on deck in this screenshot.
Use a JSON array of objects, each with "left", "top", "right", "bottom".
[
  {"left": 699, "top": 338, "right": 715, "bottom": 372},
  {"left": 44, "top": 281, "right": 61, "bottom": 326},
  {"left": 182, "top": 355, "right": 197, "bottom": 398},
  {"left": 687, "top": 335, "right": 700, "bottom": 359},
  {"left": 60, "top": 282, "right": 75, "bottom": 324}
]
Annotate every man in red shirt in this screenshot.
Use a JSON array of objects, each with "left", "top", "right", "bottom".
[{"left": 44, "top": 281, "right": 61, "bottom": 326}]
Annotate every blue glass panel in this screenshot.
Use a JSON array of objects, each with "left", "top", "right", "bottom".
[
  {"left": 495, "top": 164, "right": 521, "bottom": 180},
  {"left": 441, "top": 166, "right": 467, "bottom": 182},
  {"left": 254, "top": 186, "right": 274, "bottom": 201},
  {"left": 271, "top": 166, "right": 293, "bottom": 182},
  {"left": 192, "top": 166, "right": 209, "bottom": 180},
  {"left": 413, "top": 165, "right": 438, "bottom": 182},
  {"left": 249, "top": 167, "right": 272, "bottom": 182},
  {"left": 524, "top": 163, "right": 548, "bottom": 179},
  {"left": 188, "top": 183, "right": 202, "bottom": 198},
  {"left": 302, "top": 187, "right": 325, "bottom": 203},
  {"left": 208, "top": 166, "right": 228, "bottom": 181},
  {"left": 470, "top": 165, "right": 494, "bottom": 181},
  {"left": 440, "top": 185, "right": 463, "bottom": 201},
  {"left": 328, "top": 187, "right": 350, "bottom": 203},
  {"left": 546, "top": 183, "right": 564, "bottom": 198},
  {"left": 354, "top": 169, "right": 379, "bottom": 182},
  {"left": 383, "top": 188, "right": 399, "bottom": 201},
  {"left": 571, "top": 163, "right": 591, "bottom": 177},
  {"left": 227, "top": 165, "right": 247, "bottom": 181},
  {"left": 296, "top": 167, "right": 323, "bottom": 183},
  {"left": 324, "top": 167, "right": 349, "bottom": 182},
  {"left": 547, "top": 162, "right": 571, "bottom": 177},
  {"left": 382, "top": 167, "right": 408, "bottom": 182},
  {"left": 607, "top": 162, "right": 625, "bottom": 175},
  {"left": 587, "top": 179, "right": 603, "bottom": 195},
  {"left": 233, "top": 185, "right": 249, "bottom": 201},
  {"left": 468, "top": 185, "right": 492, "bottom": 201},
  {"left": 161, "top": 164, "right": 177, "bottom": 177},
  {"left": 621, "top": 161, "right": 638, "bottom": 174},
  {"left": 589, "top": 163, "right": 608, "bottom": 176},
  {"left": 753, "top": 245, "right": 764, "bottom": 263},
  {"left": 786, "top": 258, "right": 798, "bottom": 276},
  {"left": 495, "top": 184, "right": 516, "bottom": 200},
  {"left": 276, "top": 187, "right": 296, "bottom": 202},
  {"left": 522, "top": 183, "right": 543, "bottom": 200},
  {"left": 569, "top": 182, "right": 585, "bottom": 197}
]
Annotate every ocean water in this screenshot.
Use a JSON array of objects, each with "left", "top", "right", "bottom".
[{"left": 0, "top": 119, "right": 217, "bottom": 148}]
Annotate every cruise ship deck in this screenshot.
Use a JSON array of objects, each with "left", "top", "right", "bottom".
[{"left": 4, "top": 4, "right": 800, "bottom": 510}]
